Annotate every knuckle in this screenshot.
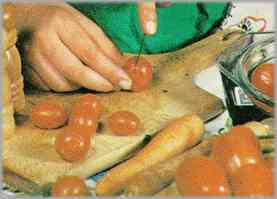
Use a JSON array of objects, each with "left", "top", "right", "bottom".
[
  {"left": 80, "top": 44, "right": 98, "bottom": 63},
  {"left": 51, "top": 8, "right": 73, "bottom": 26},
  {"left": 50, "top": 7, "right": 69, "bottom": 20},
  {"left": 39, "top": 7, "right": 71, "bottom": 28}
]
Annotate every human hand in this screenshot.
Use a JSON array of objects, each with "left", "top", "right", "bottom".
[
  {"left": 137, "top": 1, "right": 172, "bottom": 35},
  {"left": 21, "top": 4, "right": 131, "bottom": 92}
]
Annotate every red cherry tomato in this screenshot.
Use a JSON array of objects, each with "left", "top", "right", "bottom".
[
  {"left": 264, "top": 157, "right": 274, "bottom": 169},
  {"left": 71, "top": 94, "right": 103, "bottom": 121},
  {"left": 175, "top": 156, "right": 231, "bottom": 196},
  {"left": 52, "top": 176, "right": 89, "bottom": 196},
  {"left": 124, "top": 56, "right": 152, "bottom": 92},
  {"left": 55, "top": 128, "right": 91, "bottom": 162},
  {"left": 107, "top": 111, "right": 140, "bottom": 136},
  {"left": 211, "top": 125, "right": 264, "bottom": 177},
  {"left": 251, "top": 63, "right": 274, "bottom": 98},
  {"left": 69, "top": 108, "right": 97, "bottom": 138},
  {"left": 31, "top": 100, "right": 67, "bottom": 129},
  {"left": 230, "top": 163, "right": 274, "bottom": 197}
]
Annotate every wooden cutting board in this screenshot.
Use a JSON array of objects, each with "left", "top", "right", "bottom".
[{"left": 3, "top": 29, "right": 244, "bottom": 194}]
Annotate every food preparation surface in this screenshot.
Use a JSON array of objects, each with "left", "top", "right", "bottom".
[{"left": 3, "top": 29, "right": 243, "bottom": 195}]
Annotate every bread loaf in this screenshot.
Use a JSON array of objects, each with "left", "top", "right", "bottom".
[
  {"left": 3, "top": 3, "right": 25, "bottom": 139},
  {"left": 2, "top": 53, "right": 15, "bottom": 139},
  {"left": 6, "top": 46, "right": 25, "bottom": 112}
]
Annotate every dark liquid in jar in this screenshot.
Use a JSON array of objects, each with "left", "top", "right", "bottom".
[{"left": 220, "top": 72, "right": 269, "bottom": 125}]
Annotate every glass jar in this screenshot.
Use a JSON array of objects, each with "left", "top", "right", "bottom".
[{"left": 217, "top": 31, "right": 274, "bottom": 125}]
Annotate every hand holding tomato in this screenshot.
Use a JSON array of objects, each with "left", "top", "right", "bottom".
[
  {"left": 14, "top": 4, "right": 131, "bottom": 92},
  {"left": 124, "top": 57, "right": 153, "bottom": 92}
]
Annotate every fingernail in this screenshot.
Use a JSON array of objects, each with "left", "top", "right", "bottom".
[
  {"left": 145, "top": 20, "right": 157, "bottom": 35},
  {"left": 101, "top": 81, "right": 114, "bottom": 92},
  {"left": 119, "top": 79, "right": 132, "bottom": 90},
  {"left": 103, "top": 85, "right": 114, "bottom": 92}
]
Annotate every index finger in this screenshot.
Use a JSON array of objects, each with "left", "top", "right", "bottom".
[{"left": 137, "top": 2, "right": 157, "bottom": 35}]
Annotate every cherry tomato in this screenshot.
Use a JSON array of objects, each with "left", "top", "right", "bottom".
[
  {"left": 107, "top": 111, "right": 140, "bottom": 136},
  {"left": 211, "top": 125, "right": 264, "bottom": 177},
  {"left": 175, "top": 156, "right": 231, "bottom": 196},
  {"left": 31, "top": 101, "right": 67, "bottom": 129},
  {"left": 251, "top": 63, "right": 274, "bottom": 98},
  {"left": 264, "top": 157, "right": 274, "bottom": 169},
  {"left": 55, "top": 128, "right": 91, "bottom": 162},
  {"left": 124, "top": 56, "right": 152, "bottom": 92},
  {"left": 230, "top": 163, "right": 274, "bottom": 197},
  {"left": 71, "top": 94, "right": 103, "bottom": 121},
  {"left": 69, "top": 108, "right": 97, "bottom": 138},
  {"left": 52, "top": 176, "right": 89, "bottom": 197}
]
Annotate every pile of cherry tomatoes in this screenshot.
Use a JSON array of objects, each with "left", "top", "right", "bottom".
[
  {"left": 31, "top": 94, "right": 141, "bottom": 162},
  {"left": 31, "top": 94, "right": 141, "bottom": 196},
  {"left": 175, "top": 125, "right": 273, "bottom": 197},
  {"left": 29, "top": 56, "right": 153, "bottom": 196}
]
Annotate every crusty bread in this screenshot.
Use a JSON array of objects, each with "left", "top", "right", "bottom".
[
  {"left": 2, "top": 3, "right": 25, "bottom": 140},
  {"left": 3, "top": 29, "right": 242, "bottom": 188},
  {"left": 3, "top": 3, "right": 17, "bottom": 51},
  {"left": 4, "top": 3, "right": 25, "bottom": 113},
  {"left": 3, "top": 27, "right": 17, "bottom": 51},
  {"left": 3, "top": 4, "right": 16, "bottom": 140},
  {"left": 2, "top": 53, "right": 15, "bottom": 140},
  {"left": 6, "top": 46, "right": 25, "bottom": 112}
]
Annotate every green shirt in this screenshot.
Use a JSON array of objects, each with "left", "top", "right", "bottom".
[{"left": 71, "top": 2, "right": 231, "bottom": 54}]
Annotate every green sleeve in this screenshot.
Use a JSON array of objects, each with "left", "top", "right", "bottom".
[{"left": 70, "top": 2, "right": 231, "bottom": 54}]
